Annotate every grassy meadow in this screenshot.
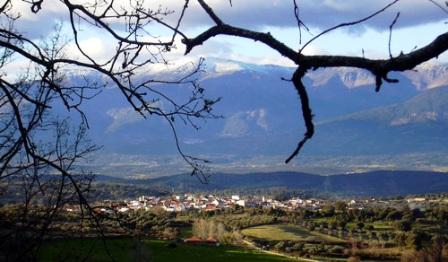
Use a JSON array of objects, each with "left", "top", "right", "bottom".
[{"left": 39, "top": 238, "right": 295, "bottom": 262}]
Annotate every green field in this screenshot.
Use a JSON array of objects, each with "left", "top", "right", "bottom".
[
  {"left": 39, "top": 238, "right": 295, "bottom": 262},
  {"left": 241, "top": 224, "right": 345, "bottom": 243},
  {"left": 372, "top": 221, "right": 394, "bottom": 230}
]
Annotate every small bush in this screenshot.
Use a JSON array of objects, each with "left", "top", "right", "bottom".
[
  {"left": 291, "top": 242, "right": 304, "bottom": 251},
  {"left": 347, "top": 256, "right": 361, "bottom": 262},
  {"left": 274, "top": 241, "right": 286, "bottom": 251},
  {"left": 329, "top": 246, "right": 344, "bottom": 254}
]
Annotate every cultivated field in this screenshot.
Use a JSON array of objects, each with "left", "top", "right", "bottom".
[{"left": 242, "top": 224, "right": 345, "bottom": 244}]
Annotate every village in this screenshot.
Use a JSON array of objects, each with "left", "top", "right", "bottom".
[
  {"left": 47, "top": 192, "right": 448, "bottom": 261},
  {"left": 84, "top": 193, "right": 447, "bottom": 215}
]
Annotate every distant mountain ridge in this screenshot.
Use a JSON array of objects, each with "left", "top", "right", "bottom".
[
  {"left": 98, "top": 170, "right": 448, "bottom": 197},
  {"left": 204, "top": 58, "right": 448, "bottom": 90},
  {"left": 325, "top": 86, "right": 448, "bottom": 124},
  {"left": 67, "top": 58, "right": 448, "bottom": 176},
  {"left": 309, "top": 86, "right": 448, "bottom": 155}
]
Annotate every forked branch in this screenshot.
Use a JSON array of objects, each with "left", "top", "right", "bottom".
[{"left": 183, "top": 0, "right": 448, "bottom": 162}]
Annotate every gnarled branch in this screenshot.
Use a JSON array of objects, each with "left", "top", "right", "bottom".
[{"left": 185, "top": 0, "right": 448, "bottom": 162}]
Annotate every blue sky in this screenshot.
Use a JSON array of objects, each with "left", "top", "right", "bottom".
[
  {"left": 224, "top": 21, "right": 448, "bottom": 66},
  {"left": 8, "top": 0, "right": 448, "bottom": 68},
  {"left": 179, "top": 0, "right": 448, "bottom": 66}
]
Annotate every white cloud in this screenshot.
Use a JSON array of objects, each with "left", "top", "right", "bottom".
[
  {"left": 5, "top": 0, "right": 448, "bottom": 74},
  {"left": 13, "top": 1, "right": 65, "bottom": 21},
  {"left": 12, "top": 1, "right": 66, "bottom": 38},
  {"left": 11, "top": 1, "right": 447, "bottom": 38},
  {"left": 64, "top": 37, "right": 115, "bottom": 63},
  {"left": 161, "top": 0, "right": 447, "bottom": 31}
]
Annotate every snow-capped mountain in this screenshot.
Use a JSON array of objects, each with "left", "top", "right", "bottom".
[{"left": 66, "top": 58, "right": 448, "bottom": 176}]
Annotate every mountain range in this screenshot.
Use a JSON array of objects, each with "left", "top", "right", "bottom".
[
  {"left": 96, "top": 170, "right": 448, "bottom": 197},
  {"left": 69, "top": 58, "right": 448, "bottom": 177}
]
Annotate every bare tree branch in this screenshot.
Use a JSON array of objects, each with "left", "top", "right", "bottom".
[
  {"left": 285, "top": 67, "right": 313, "bottom": 164},
  {"left": 185, "top": 0, "right": 448, "bottom": 161},
  {"left": 388, "top": 12, "right": 401, "bottom": 59}
]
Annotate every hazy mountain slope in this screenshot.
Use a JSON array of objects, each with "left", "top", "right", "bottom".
[
  {"left": 61, "top": 59, "right": 448, "bottom": 176},
  {"left": 136, "top": 170, "right": 448, "bottom": 196},
  {"left": 311, "top": 86, "right": 448, "bottom": 155}
]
